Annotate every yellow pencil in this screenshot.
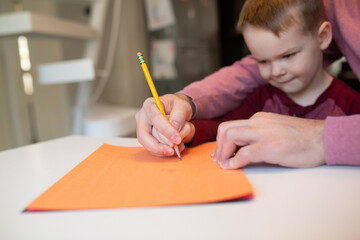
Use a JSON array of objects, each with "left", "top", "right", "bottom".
[{"left": 137, "top": 52, "right": 181, "bottom": 160}]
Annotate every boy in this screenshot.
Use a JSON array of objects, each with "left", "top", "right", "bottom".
[{"left": 167, "top": 0, "right": 360, "bottom": 148}]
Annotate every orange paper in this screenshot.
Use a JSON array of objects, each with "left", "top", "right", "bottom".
[{"left": 27, "top": 142, "right": 253, "bottom": 211}]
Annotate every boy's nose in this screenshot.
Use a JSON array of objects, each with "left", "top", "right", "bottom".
[{"left": 271, "top": 62, "right": 286, "bottom": 77}]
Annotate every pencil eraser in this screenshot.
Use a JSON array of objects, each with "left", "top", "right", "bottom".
[{"left": 137, "top": 52, "right": 142, "bottom": 56}]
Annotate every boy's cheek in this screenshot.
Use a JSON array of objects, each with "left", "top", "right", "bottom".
[{"left": 258, "top": 67, "right": 271, "bottom": 82}]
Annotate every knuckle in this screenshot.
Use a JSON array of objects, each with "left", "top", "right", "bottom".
[
  {"left": 217, "top": 122, "right": 227, "bottom": 134},
  {"left": 251, "top": 112, "right": 262, "bottom": 119},
  {"left": 238, "top": 147, "right": 253, "bottom": 160},
  {"left": 223, "top": 127, "right": 233, "bottom": 141},
  {"left": 144, "top": 97, "right": 154, "bottom": 103},
  {"left": 162, "top": 94, "right": 172, "bottom": 99},
  {"left": 161, "top": 94, "right": 172, "bottom": 104},
  {"left": 143, "top": 97, "right": 155, "bottom": 108}
]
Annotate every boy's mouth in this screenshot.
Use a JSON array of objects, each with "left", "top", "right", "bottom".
[{"left": 271, "top": 77, "right": 293, "bottom": 84}]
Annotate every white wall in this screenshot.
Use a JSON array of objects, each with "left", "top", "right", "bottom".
[{"left": 100, "top": 0, "right": 151, "bottom": 107}]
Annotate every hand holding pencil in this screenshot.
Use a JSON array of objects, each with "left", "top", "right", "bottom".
[{"left": 137, "top": 52, "right": 182, "bottom": 160}]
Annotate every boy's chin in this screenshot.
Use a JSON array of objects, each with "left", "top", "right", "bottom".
[{"left": 269, "top": 84, "right": 295, "bottom": 93}]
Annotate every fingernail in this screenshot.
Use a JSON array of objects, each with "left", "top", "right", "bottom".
[
  {"left": 229, "top": 158, "right": 234, "bottom": 168},
  {"left": 219, "top": 160, "right": 229, "bottom": 169},
  {"left": 171, "top": 135, "right": 181, "bottom": 144},
  {"left": 211, "top": 152, "right": 218, "bottom": 162}
]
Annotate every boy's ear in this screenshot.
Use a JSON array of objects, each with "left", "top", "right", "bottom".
[{"left": 318, "top": 21, "right": 332, "bottom": 50}]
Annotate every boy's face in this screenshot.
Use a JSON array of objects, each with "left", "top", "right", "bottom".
[{"left": 242, "top": 23, "right": 324, "bottom": 96}]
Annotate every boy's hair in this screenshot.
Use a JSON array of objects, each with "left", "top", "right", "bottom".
[{"left": 238, "top": 0, "right": 327, "bottom": 36}]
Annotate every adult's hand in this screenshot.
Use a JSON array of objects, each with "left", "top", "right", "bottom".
[
  {"left": 136, "top": 94, "right": 193, "bottom": 156},
  {"left": 213, "top": 112, "right": 326, "bottom": 169}
]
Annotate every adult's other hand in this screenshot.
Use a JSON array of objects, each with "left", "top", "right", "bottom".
[{"left": 213, "top": 112, "right": 326, "bottom": 169}]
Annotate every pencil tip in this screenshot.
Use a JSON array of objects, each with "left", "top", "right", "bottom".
[{"left": 174, "top": 146, "right": 181, "bottom": 160}]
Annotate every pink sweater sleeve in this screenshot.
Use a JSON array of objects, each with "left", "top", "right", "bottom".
[
  {"left": 322, "top": 1, "right": 360, "bottom": 165},
  {"left": 325, "top": 115, "right": 360, "bottom": 165},
  {"left": 178, "top": 56, "right": 266, "bottom": 119}
]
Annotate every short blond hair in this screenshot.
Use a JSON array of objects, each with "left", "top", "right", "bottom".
[{"left": 238, "top": 0, "right": 327, "bottom": 36}]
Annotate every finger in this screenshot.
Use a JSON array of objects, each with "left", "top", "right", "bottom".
[
  {"left": 179, "top": 122, "right": 195, "bottom": 144},
  {"left": 145, "top": 98, "right": 181, "bottom": 145},
  {"left": 136, "top": 110, "right": 174, "bottom": 156},
  {"left": 153, "top": 126, "right": 186, "bottom": 153},
  {"left": 168, "top": 104, "right": 190, "bottom": 130},
  {"left": 214, "top": 121, "right": 237, "bottom": 162},
  {"left": 137, "top": 125, "right": 175, "bottom": 156},
  {"left": 219, "top": 143, "right": 264, "bottom": 169},
  {"left": 250, "top": 111, "right": 292, "bottom": 121},
  {"left": 165, "top": 94, "right": 193, "bottom": 132},
  {"left": 215, "top": 120, "right": 251, "bottom": 159},
  {"left": 152, "top": 126, "right": 173, "bottom": 146},
  {"left": 177, "top": 142, "right": 185, "bottom": 153},
  {"left": 214, "top": 123, "right": 256, "bottom": 163},
  {"left": 215, "top": 127, "right": 239, "bottom": 165},
  {"left": 135, "top": 109, "right": 153, "bottom": 145},
  {"left": 152, "top": 126, "right": 185, "bottom": 156}
]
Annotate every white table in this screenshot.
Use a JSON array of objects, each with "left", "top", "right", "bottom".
[{"left": 0, "top": 135, "right": 359, "bottom": 240}]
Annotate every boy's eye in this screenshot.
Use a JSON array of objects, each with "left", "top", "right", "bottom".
[
  {"left": 257, "top": 60, "right": 268, "bottom": 64},
  {"left": 283, "top": 53, "right": 295, "bottom": 59}
]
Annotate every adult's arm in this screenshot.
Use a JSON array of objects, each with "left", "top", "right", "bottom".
[
  {"left": 322, "top": 0, "right": 360, "bottom": 165},
  {"left": 324, "top": 115, "right": 360, "bottom": 165},
  {"left": 178, "top": 56, "right": 266, "bottom": 119}
]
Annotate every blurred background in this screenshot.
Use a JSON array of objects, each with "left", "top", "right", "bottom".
[{"left": 0, "top": 0, "right": 248, "bottom": 151}]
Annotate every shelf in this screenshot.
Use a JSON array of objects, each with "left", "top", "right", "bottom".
[
  {"left": 0, "top": 11, "right": 97, "bottom": 40},
  {"left": 37, "top": 58, "right": 95, "bottom": 85},
  {"left": 84, "top": 104, "right": 138, "bottom": 137}
]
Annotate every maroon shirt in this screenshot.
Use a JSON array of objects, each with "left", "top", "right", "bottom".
[{"left": 190, "top": 78, "right": 360, "bottom": 146}]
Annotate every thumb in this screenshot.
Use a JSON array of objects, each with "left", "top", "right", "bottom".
[
  {"left": 168, "top": 95, "right": 194, "bottom": 131},
  {"left": 168, "top": 105, "right": 188, "bottom": 133},
  {"left": 219, "top": 144, "right": 262, "bottom": 169}
]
